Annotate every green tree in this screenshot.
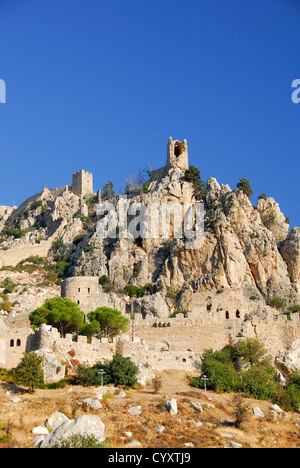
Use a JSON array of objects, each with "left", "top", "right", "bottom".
[
  {"left": 29, "top": 297, "right": 84, "bottom": 337},
  {"left": 184, "top": 165, "right": 207, "bottom": 201},
  {"left": 106, "top": 353, "right": 138, "bottom": 387},
  {"left": 236, "top": 178, "right": 253, "bottom": 198},
  {"left": 234, "top": 338, "right": 272, "bottom": 368},
  {"left": 15, "top": 353, "right": 44, "bottom": 392},
  {"left": 101, "top": 181, "right": 115, "bottom": 201},
  {"left": 86, "top": 307, "right": 129, "bottom": 339}
]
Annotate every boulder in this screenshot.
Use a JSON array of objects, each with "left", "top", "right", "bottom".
[
  {"left": 81, "top": 398, "right": 102, "bottom": 410},
  {"left": 252, "top": 407, "right": 265, "bottom": 419},
  {"left": 128, "top": 407, "right": 141, "bottom": 416},
  {"left": 166, "top": 398, "right": 177, "bottom": 415},
  {"left": 45, "top": 411, "right": 69, "bottom": 430},
  {"left": 39, "top": 415, "right": 105, "bottom": 448},
  {"left": 34, "top": 349, "right": 65, "bottom": 383},
  {"left": 132, "top": 292, "right": 170, "bottom": 319}
]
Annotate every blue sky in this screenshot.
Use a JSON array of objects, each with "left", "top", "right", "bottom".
[{"left": 0, "top": 0, "right": 299, "bottom": 227}]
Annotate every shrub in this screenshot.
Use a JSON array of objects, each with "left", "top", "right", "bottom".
[
  {"left": 2, "top": 277, "right": 16, "bottom": 294},
  {"left": 270, "top": 296, "right": 286, "bottom": 310},
  {"left": 184, "top": 165, "right": 207, "bottom": 201},
  {"left": 240, "top": 365, "right": 277, "bottom": 400},
  {"left": 119, "top": 284, "right": 151, "bottom": 298},
  {"left": 191, "top": 348, "right": 239, "bottom": 393},
  {"left": 236, "top": 178, "right": 253, "bottom": 198},
  {"left": 53, "top": 434, "right": 106, "bottom": 448},
  {"left": 106, "top": 353, "right": 138, "bottom": 387},
  {"left": 233, "top": 338, "right": 272, "bottom": 367},
  {"left": 190, "top": 339, "right": 281, "bottom": 400},
  {"left": 53, "top": 238, "right": 63, "bottom": 251},
  {"left": 99, "top": 275, "right": 113, "bottom": 292},
  {"left": 75, "top": 354, "right": 139, "bottom": 388}
]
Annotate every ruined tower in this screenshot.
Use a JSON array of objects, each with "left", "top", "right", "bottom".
[
  {"left": 150, "top": 137, "right": 189, "bottom": 182},
  {"left": 71, "top": 170, "right": 94, "bottom": 197},
  {"left": 166, "top": 137, "right": 189, "bottom": 171}
]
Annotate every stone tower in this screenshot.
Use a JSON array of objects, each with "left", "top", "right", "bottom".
[
  {"left": 71, "top": 170, "right": 94, "bottom": 197},
  {"left": 166, "top": 137, "right": 189, "bottom": 171}
]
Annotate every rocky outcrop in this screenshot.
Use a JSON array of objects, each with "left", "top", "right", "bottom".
[{"left": 279, "top": 227, "right": 300, "bottom": 286}]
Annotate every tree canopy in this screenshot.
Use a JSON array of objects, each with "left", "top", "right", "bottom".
[
  {"left": 236, "top": 178, "right": 253, "bottom": 198},
  {"left": 16, "top": 353, "right": 44, "bottom": 392},
  {"left": 184, "top": 165, "right": 207, "bottom": 201},
  {"left": 82, "top": 307, "right": 129, "bottom": 339},
  {"left": 29, "top": 297, "right": 84, "bottom": 337}
]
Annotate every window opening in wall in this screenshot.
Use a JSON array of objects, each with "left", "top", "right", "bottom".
[
  {"left": 174, "top": 141, "right": 183, "bottom": 157},
  {"left": 78, "top": 288, "right": 80, "bottom": 292},
  {"left": 17, "top": 339, "right": 21, "bottom": 347},
  {"left": 77, "top": 300, "right": 80, "bottom": 304},
  {"left": 236, "top": 310, "right": 240, "bottom": 318},
  {"left": 88, "top": 288, "right": 90, "bottom": 293},
  {"left": 225, "top": 311, "right": 229, "bottom": 319},
  {"left": 10, "top": 339, "right": 14, "bottom": 347}
]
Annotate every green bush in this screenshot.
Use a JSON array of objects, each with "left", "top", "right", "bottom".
[
  {"left": 190, "top": 348, "right": 239, "bottom": 393},
  {"left": 106, "top": 353, "right": 138, "bottom": 387},
  {"left": 184, "top": 165, "right": 207, "bottom": 201},
  {"left": 53, "top": 434, "right": 106, "bottom": 448},
  {"left": 75, "top": 354, "right": 139, "bottom": 388},
  {"left": 119, "top": 283, "right": 152, "bottom": 298},
  {"left": 236, "top": 178, "right": 253, "bottom": 198},
  {"left": 270, "top": 296, "right": 286, "bottom": 310},
  {"left": 190, "top": 340, "right": 280, "bottom": 399},
  {"left": 240, "top": 365, "right": 277, "bottom": 400},
  {"left": 2, "top": 277, "right": 16, "bottom": 294},
  {"left": 191, "top": 359, "right": 239, "bottom": 393}
]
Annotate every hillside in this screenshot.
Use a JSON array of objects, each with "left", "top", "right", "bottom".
[
  {"left": 0, "top": 370, "right": 299, "bottom": 449},
  {"left": 0, "top": 137, "right": 299, "bottom": 376}
]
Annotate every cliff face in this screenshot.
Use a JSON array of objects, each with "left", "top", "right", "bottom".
[{"left": 0, "top": 155, "right": 299, "bottom": 311}]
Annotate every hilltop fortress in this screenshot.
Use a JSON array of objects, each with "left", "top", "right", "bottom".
[{"left": 0, "top": 137, "right": 299, "bottom": 381}]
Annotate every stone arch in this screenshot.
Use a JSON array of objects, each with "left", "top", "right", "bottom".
[
  {"left": 10, "top": 339, "right": 14, "bottom": 347},
  {"left": 16, "top": 339, "right": 21, "bottom": 347}
]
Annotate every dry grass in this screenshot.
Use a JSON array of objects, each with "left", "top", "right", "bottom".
[{"left": 0, "top": 370, "right": 300, "bottom": 448}]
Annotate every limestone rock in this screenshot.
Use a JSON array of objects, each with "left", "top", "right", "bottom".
[
  {"left": 253, "top": 407, "right": 265, "bottom": 419},
  {"left": 39, "top": 415, "right": 105, "bottom": 448},
  {"left": 81, "top": 398, "right": 102, "bottom": 410},
  {"left": 45, "top": 411, "right": 70, "bottom": 430},
  {"left": 34, "top": 349, "right": 66, "bottom": 383},
  {"left": 166, "top": 398, "right": 177, "bottom": 415},
  {"left": 128, "top": 406, "right": 141, "bottom": 416},
  {"left": 276, "top": 339, "right": 300, "bottom": 375},
  {"left": 257, "top": 197, "right": 289, "bottom": 242},
  {"left": 132, "top": 292, "right": 170, "bottom": 319},
  {"left": 280, "top": 227, "right": 300, "bottom": 286},
  {"left": 32, "top": 426, "right": 49, "bottom": 435}
]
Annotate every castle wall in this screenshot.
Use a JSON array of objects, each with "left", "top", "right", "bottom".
[{"left": 0, "top": 327, "right": 37, "bottom": 369}]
